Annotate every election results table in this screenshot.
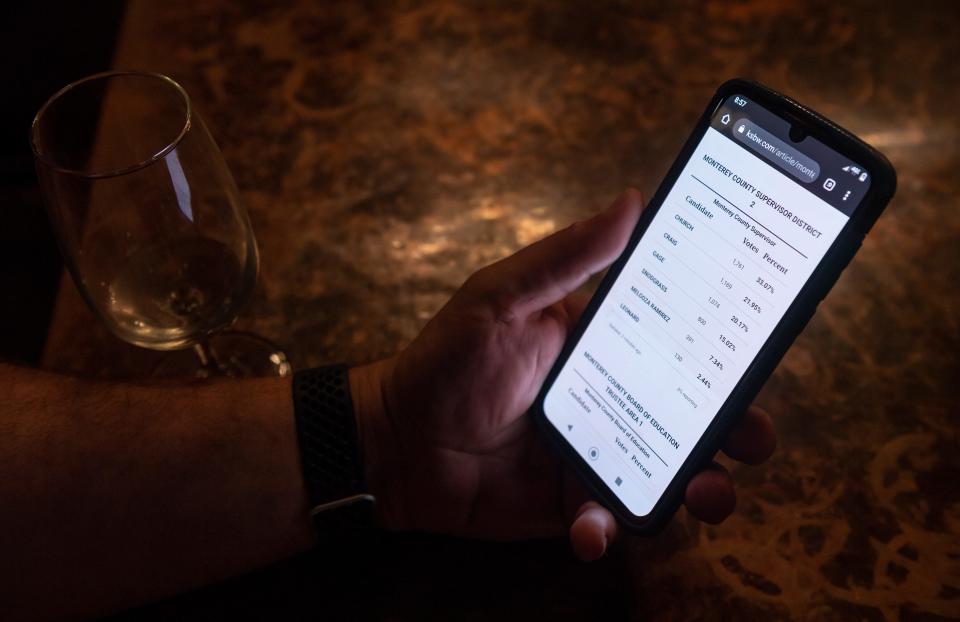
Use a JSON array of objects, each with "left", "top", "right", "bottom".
[{"left": 545, "top": 124, "right": 849, "bottom": 515}]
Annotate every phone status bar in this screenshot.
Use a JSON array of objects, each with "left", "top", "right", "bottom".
[{"left": 711, "top": 95, "right": 870, "bottom": 216}]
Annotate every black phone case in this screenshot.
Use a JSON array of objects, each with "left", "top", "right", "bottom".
[{"left": 531, "top": 78, "right": 897, "bottom": 535}]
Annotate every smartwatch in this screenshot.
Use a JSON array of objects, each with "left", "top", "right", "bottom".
[{"left": 292, "top": 364, "right": 377, "bottom": 533}]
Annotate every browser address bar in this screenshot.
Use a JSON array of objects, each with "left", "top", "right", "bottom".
[{"left": 732, "top": 119, "right": 820, "bottom": 183}]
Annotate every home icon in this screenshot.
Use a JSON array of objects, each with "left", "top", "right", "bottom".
[{"left": 721, "top": 113, "right": 731, "bottom": 125}]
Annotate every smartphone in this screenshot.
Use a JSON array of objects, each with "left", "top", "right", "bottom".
[{"left": 532, "top": 79, "right": 896, "bottom": 534}]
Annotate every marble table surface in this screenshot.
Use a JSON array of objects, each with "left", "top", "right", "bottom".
[{"left": 42, "top": 1, "right": 959, "bottom": 619}]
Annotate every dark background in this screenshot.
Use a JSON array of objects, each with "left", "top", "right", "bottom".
[
  {"left": 0, "top": 2, "right": 125, "bottom": 364},
  {"left": 6, "top": 1, "right": 959, "bottom": 620}
]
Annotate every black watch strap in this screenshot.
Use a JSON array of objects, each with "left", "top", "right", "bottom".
[{"left": 292, "top": 364, "right": 377, "bottom": 533}]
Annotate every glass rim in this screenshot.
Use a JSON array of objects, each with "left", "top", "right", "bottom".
[{"left": 30, "top": 70, "right": 193, "bottom": 179}]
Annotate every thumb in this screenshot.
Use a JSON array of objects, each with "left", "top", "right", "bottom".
[
  {"left": 569, "top": 501, "right": 619, "bottom": 561},
  {"left": 464, "top": 189, "right": 644, "bottom": 316}
]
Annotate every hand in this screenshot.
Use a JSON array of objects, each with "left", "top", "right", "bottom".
[{"left": 351, "top": 189, "right": 776, "bottom": 560}]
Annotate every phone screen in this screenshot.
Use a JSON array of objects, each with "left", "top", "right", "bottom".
[{"left": 543, "top": 94, "right": 872, "bottom": 516}]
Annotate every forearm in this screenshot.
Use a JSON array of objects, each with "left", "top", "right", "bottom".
[{"left": 0, "top": 364, "right": 315, "bottom": 620}]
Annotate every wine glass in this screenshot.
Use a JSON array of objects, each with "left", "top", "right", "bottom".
[{"left": 31, "top": 71, "right": 290, "bottom": 378}]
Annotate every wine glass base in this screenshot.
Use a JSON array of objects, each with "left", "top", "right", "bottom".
[{"left": 152, "top": 331, "right": 292, "bottom": 379}]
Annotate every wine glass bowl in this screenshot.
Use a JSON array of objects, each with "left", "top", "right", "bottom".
[{"left": 32, "top": 71, "right": 286, "bottom": 375}]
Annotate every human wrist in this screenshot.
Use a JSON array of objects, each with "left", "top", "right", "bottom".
[{"left": 348, "top": 358, "right": 405, "bottom": 530}]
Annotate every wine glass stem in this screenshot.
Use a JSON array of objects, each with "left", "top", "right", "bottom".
[{"left": 193, "top": 339, "right": 220, "bottom": 374}]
